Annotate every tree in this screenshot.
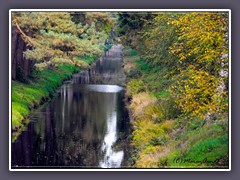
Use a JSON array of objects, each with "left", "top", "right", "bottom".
[
  {"left": 12, "top": 12, "right": 112, "bottom": 69},
  {"left": 116, "top": 12, "right": 156, "bottom": 49},
  {"left": 117, "top": 11, "right": 229, "bottom": 118},
  {"left": 169, "top": 12, "right": 229, "bottom": 117},
  {"left": 170, "top": 12, "right": 228, "bottom": 75}
]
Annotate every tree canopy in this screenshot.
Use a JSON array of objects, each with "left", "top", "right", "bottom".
[
  {"left": 117, "top": 11, "right": 228, "bottom": 119},
  {"left": 12, "top": 12, "right": 115, "bottom": 69}
]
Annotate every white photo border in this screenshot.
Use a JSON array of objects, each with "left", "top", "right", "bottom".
[{"left": 9, "top": 9, "right": 231, "bottom": 171}]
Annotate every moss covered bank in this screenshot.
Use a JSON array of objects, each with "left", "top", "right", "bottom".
[{"left": 11, "top": 56, "right": 97, "bottom": 142}]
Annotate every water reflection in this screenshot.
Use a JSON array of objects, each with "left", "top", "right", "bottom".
[
  {"left": 73, "top": 45, "right": 125, "bottom": 85},
  {"left": 85, "top": 85, "right": 123, "bottom": 93},
  {"left": 12, "top": 44, "right": 129, "bottom": 168},
  {"left": 99, "top": 108, "right": 124, "bottom": 168}
]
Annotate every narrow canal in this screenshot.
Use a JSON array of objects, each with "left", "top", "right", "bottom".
[{"left": 12, "top": 44, "right": 131, "bottom": 168}]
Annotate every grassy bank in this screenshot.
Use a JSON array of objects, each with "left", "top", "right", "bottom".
[
  {"left": 123, "top": 47, "right": 229, "bottom": 168},
  {"left": 12, "top": 56, "right": 96, "bottom": 141}
]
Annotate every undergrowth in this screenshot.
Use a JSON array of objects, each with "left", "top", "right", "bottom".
[{"left": 123, "top": 47, "right": 229, "bottom": 168}]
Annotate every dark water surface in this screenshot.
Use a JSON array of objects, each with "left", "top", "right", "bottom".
[{"left": 12, "top": 45, "right": 130, "bottom": 168}]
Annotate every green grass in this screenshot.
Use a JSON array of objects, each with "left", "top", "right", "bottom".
[
  {"left": 129, "top": 49, "right": 138, "bottom": 56},
  {"left": 163, "top": 117, "right": 229, "bottom": 168},
  {"left": 124, "top": 47, "right": 229, "bottom": 168},
  {"left": 12, "top": 64, "right": 80, "bottom": 141},
  {"left": 81, "top": 55, "right": 96, "bottom": 65},
  {"left": 166, "top": 135, "right": 228, "bottom": 168}
]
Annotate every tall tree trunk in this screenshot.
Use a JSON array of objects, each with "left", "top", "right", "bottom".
[
  {"left": 11, "top": 26, "right": 19, "bottom": 80},
  {"left": 12, "top": 26, "right": 35, "bottom": 81}
]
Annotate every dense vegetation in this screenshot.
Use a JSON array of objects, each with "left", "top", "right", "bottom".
[
  {"left": 11, "top": 11, "right": 229, "bottom": 168},
  {"left": 11, "top": 12, "right": 115, "bottom": 140},
  {"left": 119, "top": 12, "right": 229, "bottom": 168},
  {"left": 12, "top": 12, "right": 115, "bottom": 69}
]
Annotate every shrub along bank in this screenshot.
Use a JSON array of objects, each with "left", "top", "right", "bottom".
[{"left": 123, "top": 48, "right": 229, "bottom": 168}]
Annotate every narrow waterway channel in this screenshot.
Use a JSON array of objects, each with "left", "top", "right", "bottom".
[{"left": 12, "top": 44, "right": 131, "bottom": 168}]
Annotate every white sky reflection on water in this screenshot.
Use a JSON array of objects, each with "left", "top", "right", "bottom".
[
  {"left": 85, "top": 85, "right": 123, "bottom": 93},
  {"left": 99, "top": 99, "right": 124, "bottom": 168},
  {"left": 84, "top": 83, "right": 125, "bottom": 168}
]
